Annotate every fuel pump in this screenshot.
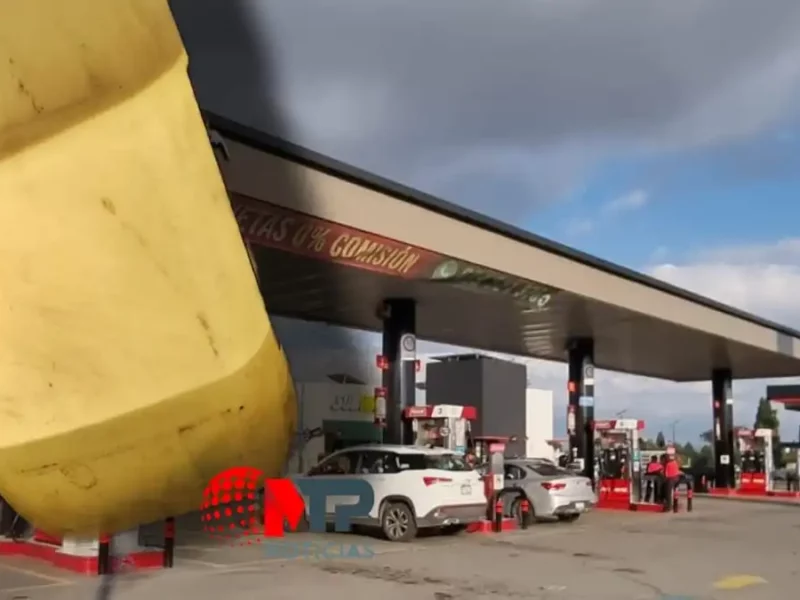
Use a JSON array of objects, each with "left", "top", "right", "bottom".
[
  {"left": 402, "top": 405, "right": 477, "bottom": 453},
  {"left": 790, "top": 444, "right": 800, "bottom": 493},
  {"left": 592, "top": 418, "right": 645, "bottom": 510},
  {"left": 467, "top": 436, "right": 510, "bottom": 530},
  {"left": 736, "top": 428, "right": 774, "bottom": 495},
  {"left": 777, "top": 442, "right": 800, "bottom": 493}
]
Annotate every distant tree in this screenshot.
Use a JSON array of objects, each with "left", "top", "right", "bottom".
[
  {"left": 655, "top": 431, "right": 666, "bottom": 448},
  {"left": 693, "top": 444, "right": 714, "bottom": 470},
  {"left": 700, "top": 429, "right": 713, "bottom": 444},
  {"left": 672, "top": 442, "right": 698, "bottom": 466},
  {"left": 754, "top": 397, "right": 779, "bottom": 430}
]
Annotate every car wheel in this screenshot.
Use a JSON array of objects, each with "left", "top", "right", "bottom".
[
  {"left": 511, "top": 495, "right": 534, "bottom": 527},
  {"left": 381, "top": 501, "right": 417, "bottom": 542},
  {"left": 557, "top": 514, "right": 580, "bottom": 523}
]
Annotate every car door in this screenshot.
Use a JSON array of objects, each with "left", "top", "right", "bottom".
[
  {"left": 516, "top": 464, "right": 551, "bottom": 514},
  {"left": 504, "top": 464, "right": 527, "bottom": 488},
  {"left": 502, "top": 464, "right": 528, "bottom": 516},
  {"left": 353, "top": 450, "right": 396, "bottom": 520},
  {"left": 302, "top": 450, "right": 362, "bottom": 520}
]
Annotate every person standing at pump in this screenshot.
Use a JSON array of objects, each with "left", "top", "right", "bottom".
[
  {"left": 644, "top": 455, "right": 663, "bottom": 503},
  {"left": 663, "top": 447, "right": 682, "bottom": 510}
]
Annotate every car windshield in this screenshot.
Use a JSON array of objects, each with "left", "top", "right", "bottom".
[{"left": 525, "top": 462, "right": 571, "bottom": 477}]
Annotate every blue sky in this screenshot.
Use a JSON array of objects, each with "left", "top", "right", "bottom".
[
  {"left": 533, "top": 140, "right": 800, "bottom": 268},
  {"left": 173, "top": 0, "right": 800, "bottom": 443}
]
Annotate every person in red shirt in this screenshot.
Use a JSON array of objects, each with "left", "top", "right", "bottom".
[
  {"left": 663, "top": 448, "right": 682, "bottom": 509},
  {"left": 644, "top": 456, "right": 663, "bottom": 502}
]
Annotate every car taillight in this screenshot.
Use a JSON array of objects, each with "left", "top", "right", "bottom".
[
  {"left": 541, "top": 482, "right": 566, "bottom": 491},
  {"left": 423, "top": 476, "right": 453, "bottom": 486}
]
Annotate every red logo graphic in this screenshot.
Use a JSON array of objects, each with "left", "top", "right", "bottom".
[
  {"left": 200, "top": 468, "right": 373, "bottom": 544},
  {"left": 262, "top": 478, "right": 306, "bottom": 538},
  {"left": 201, "top": 466, "right": 264, "bottom": 545}
]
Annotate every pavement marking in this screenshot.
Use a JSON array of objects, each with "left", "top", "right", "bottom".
[
  {"left": 0, "top": 581, "right": 74, "bottom": 594},
  {"left": 0, "top": 561, "right": 74, "bottom": 584},
  {"left": 177, "top": 557, "right": 230, "bottom": 568},
  {"left": 176, "top": 544, "right": 230, "bottom": 553},
  {"left": 177, "top": 527, "right": 589, "bottom": 573},
  {"left": 712, "top": 575, "right": 767, "bottom": 590},
  {"left": 204, "top": 541, "right": 440, "bottom": 572}
]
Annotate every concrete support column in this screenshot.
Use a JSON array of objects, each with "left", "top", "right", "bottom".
[
  {"left": 567, "top": 338, "right": 595, "bottom": 482},
  {"left": 712, "top": 368, "right": 735, "bottom": 489},
  {"left": 381, "top": 299, "right": 417, "bottom": 445}
]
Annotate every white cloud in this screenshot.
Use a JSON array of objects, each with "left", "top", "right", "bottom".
[
  {"left": 603, "top": 189, "right": 650, "bottom": 213},
  {"left": 564, "top": 189, "right": 648, "bottom": 237},
  {"left": 643, "top": 238, "right": 800, "bottom": 439},
  {"left": 649, "top": 238, "right": 800, "bottom": 324},
  {"left": 566, "top": 219, "right": 595, "bottom": 236}
]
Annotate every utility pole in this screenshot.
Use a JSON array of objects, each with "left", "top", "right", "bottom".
[{"left": 669, "top": 419, "right": 680, "bottom": 443}]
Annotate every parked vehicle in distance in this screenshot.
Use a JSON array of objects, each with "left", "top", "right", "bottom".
[
  {"left": 292, "top": 444, "right": 486, "bottom": 542},
  {"left": 502, "top": 458, "right": 596, "bottom": 523}
]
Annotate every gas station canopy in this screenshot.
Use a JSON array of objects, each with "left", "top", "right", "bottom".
[
  {"left": 767, "top": 385, "right": 800, "bottom": 412},
  {"left": 209, "top": 112, "right": 800, "bottom": 383}
]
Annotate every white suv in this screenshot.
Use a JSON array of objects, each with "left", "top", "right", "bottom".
[{"left": 294, "top": 444, "right": 487, "bottom": 542}]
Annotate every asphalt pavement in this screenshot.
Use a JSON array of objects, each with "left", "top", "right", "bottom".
[{"left": 2, "top": 498, "right": 798, "bottom": 600}]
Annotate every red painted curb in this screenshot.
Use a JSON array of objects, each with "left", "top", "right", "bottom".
[{"left": 0, "top": 539, "right": 163, "bottom": 576}]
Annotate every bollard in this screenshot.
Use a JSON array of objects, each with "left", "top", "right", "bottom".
[
  {"left": 163, "top": 516, "right": 175, "bottom": 568},
  {"left": 98, "top": 533, "right": 111, "bottom": 575},
  {"left": 686, "top": 485, "right": 693, "bottom": 513},
  {"left": 519, "top": 498, "right": 530, "bottom": 530},
  {"left": 493, "top": 495, "right": 504, "bottom": 533}
]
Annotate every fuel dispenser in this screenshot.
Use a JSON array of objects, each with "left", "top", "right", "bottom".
[
  {"left": 402, "top": 405, "right": 477, "bottom": 453},
  {"left": 784, "top": 443, "right": 800, "bottom": 493},
  {"left": 736, "top": 428, "right": 774, "bottom": 495},
  {"left": 470, "top": 436, "right": 510, "bottom": 497},
  {"left": 467, "top": 436, "right": 511, "bottom": 531},
  {"left": 593, "top": 419, "right": 646, "bottom": 510}
]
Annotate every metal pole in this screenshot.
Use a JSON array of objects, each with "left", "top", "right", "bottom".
[
  {"left": 98, "top": 533, "right": 111, "bottom": 575},
  {"left": 163, "top": 517, "right": 175, "bottom": 568},
  {"left": 670, "top": 419, "right": 680, "bottom": 443}
]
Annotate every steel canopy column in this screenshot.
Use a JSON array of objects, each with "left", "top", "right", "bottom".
[
  {"left": 712, "top": 368, "right": 735, "bottom": 489},
  {"left": 382, "top": 299, "right": 417, "bottom": 445},
  {"left": 567, "top": 338, "right": 595, "bottom": 481}
]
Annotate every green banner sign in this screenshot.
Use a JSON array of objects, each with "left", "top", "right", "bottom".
[{"left": 430, "top": 259, "right": 557, "bottom": 311}]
